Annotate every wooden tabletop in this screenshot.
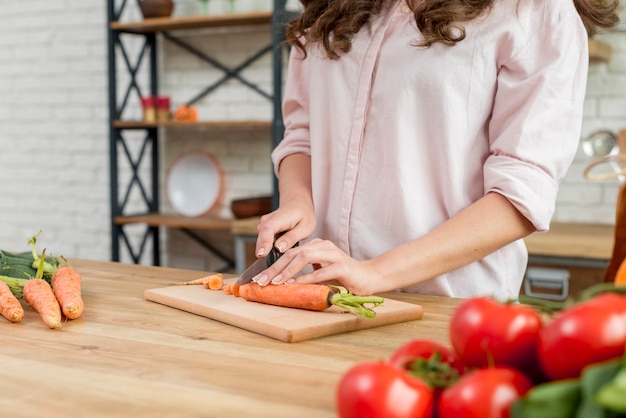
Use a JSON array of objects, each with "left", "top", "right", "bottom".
[{"left": 0, "top": 259, "right": 461, "bottom": 417}]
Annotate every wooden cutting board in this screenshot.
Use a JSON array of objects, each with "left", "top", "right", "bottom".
[{"left": 144, "top": 281, "right": 424, "bottom": 343}]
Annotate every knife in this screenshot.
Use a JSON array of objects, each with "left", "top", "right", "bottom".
[{"left": 234, "top": 234, "right": 297, "bottom": 286}]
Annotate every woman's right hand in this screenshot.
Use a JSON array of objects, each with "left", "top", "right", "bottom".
[{"left": 255, "top": 199, "right": 316, "bottom": 259}]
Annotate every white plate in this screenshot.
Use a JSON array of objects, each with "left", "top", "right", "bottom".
[{"left": 166, "top": 151, "right": 223, "bottom": 217}]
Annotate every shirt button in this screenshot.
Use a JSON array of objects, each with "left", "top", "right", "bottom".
[{"left": 401, "top": 5, "right": 410, "bottom": 13}]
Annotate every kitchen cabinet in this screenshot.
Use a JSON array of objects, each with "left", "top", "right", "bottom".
[
  {"left": 523, "top": 222, "right": 613, "bottom": 299},
  {"left": 106, "top": 2, "right": 292, "bottom": 268}
]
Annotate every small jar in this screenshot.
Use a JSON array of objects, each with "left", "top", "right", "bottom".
[
  {"left": 140, "top": 96, "right": 156, "bottom": 123},
  {"left": 156, "top": 96, "right": 171, "bottom": 122}
]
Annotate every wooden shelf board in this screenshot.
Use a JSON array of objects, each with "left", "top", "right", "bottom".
[
  {"left": 110, "top": 12, "right": 272, "bottom": 34},
  {"left": 231, "top": 216, "right": 261, "bottom": 236},
  {"left": 115, "top": 213, "right": 233, "bottom": 230},
  {"left": 589, "top": 38, "right": 612, "bottom": 63},
  {"left": 113, "top": 120, "right": 272, "bottom": 130}
]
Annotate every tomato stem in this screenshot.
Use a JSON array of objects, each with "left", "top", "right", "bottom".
[
  {"left": 578, "top": 282, "right": 626, "bottom": 302},
  {"left": 407, "top": 352, "right": 461, "bottom": 388},
  {"left": 517, "top": 295, "right": 569, "bottom": 313}
]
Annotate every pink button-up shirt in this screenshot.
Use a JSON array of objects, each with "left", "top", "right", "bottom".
[{"left": 272, "top": 0, "right": 588, "bottom": 299}]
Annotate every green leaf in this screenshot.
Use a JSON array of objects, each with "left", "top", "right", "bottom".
[
  {"left": 577, "top": 357, "right": 623, "bottom": 417},
  {"left": 511, "top": 379, "right": 581, "bottom": 418}
]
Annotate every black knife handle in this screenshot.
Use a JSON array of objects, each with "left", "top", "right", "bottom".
[{"left": 266, "top": 232, "right": 298, "bottom": 267}]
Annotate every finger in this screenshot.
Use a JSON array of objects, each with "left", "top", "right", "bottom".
[
  {"left": 289, "top": 263, "right": 341, "bottom": 286},
  {"left": 253, "top": 248, "right": 308, "bottom": 286},
  {"left": 255, "top": 213, "right": 285, "bottom": 257},
  {"left": 260, "top": 242, "right": 321, "bottom": 285},
  {"left": 267, "top": 242, "right": 335, "bottom": 285},
  {"left": 273, "top": 224, "right": 314, "bottom": 254}
]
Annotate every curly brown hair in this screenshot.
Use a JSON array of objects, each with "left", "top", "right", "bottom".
[{"left": 285, "top": 0, "right": 620, "bottom": 59}]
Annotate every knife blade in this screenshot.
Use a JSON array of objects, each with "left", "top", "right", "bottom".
[
  {"left": 235, "top": 256, "right": 270, "bottom": 286},
  {"left": 234, "top": 233, "right": 297, "bottom": 286}
]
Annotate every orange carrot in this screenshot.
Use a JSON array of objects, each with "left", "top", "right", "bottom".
[
  {"left": 23, "top": 249, "right": 62, "bottom": 329},
  {"left": 172, "top": 273, "right": 223, "bottom": 286},
  {"left": 230, "top": 283, "right": 241, "bottom": 298},
  {"left": 222, "top": 283, "right": 233, "bottom": 295},
  {"left": 0, "top": 280, "right": 24, "bottom": 323},
  {"left": 237, "top": 283, "right": 384, "bottom": 318},
  {"left": 172, "top": 277, "right": 206, "bottom": 286},
  {"left": 203, "top": 274, "right": 223, "bottom": 290},
  {"left": 51, "top": 266, "right": 84, "bottom": 320},
  {"left": 23, "top": 278, "right": 62, "bottom": 329}
]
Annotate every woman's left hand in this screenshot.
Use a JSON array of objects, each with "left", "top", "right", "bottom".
[{"left": 252, "top": 238, "right": 379, "bottom": 296}]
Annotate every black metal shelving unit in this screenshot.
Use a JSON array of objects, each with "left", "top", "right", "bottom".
[{"left": 106, "top": 0, "right": 290, "bottom": 268}]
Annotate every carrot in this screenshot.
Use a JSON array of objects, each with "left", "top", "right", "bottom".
[
  {"left": 230, "top": 283, "right": 241, "bottom": 298},
  {"left": 0, "top": 279, "right": 24, "bottom": 323},
  {"left": 203, "top": 274, "right": 223, "bottom": 290},
  {"left": 51, "top": 265, "right": 84, "bottom": 320},
  {"left": 237, "top": 283, "right": 384, "bottom": 318},
  {"left": 223, "top": 283, "right": 233, "bottom": 295},
  {"left": 171, "top": 273, "right": 223, "bottom": 286},
  {"left": 23, "top": 249, "right": 62, "bottom": 329},
  {"left": 171, "top": 277, "right": 206, "bottom": 286}
]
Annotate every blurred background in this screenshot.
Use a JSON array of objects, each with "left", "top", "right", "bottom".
[{"left": 0, "top": 0, "right": 625, "bottom": 275}]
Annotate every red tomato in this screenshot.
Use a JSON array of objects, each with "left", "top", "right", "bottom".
[
  {"left": 389, "top": 339, "right": 465, "bottom": 374},
  {"left": 538, "top": 292, "right": 626, "bottom": 381},
  {"left": 449, "top": 297, "right": 542, "bottom": 370},
  {"left": 336, "top": 361, "right": 434, "bottom": 418},
  {"left": 438, "top": 367, "right": 533, "bottom": 418}
]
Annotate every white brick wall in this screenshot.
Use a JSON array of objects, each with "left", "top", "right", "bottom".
[
  {"left": 0, "top": 0, "right": 110, "bottom": 261},
  {"left": 0, "top": 2, "right": 624, "bottom": 270},
  {"left": 560, "top": 15, "right": 626, "bottom": 224}
]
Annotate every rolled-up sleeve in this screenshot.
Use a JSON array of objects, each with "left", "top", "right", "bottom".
[
  {"left": 484, "top": 6, "right": 588, "bottom": 231},
  {"left": 271, "top": 47, "right": 312, "bottom": 176}
]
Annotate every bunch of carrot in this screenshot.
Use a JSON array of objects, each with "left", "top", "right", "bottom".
[
  {"left": 0, "top": 239, "right": 84, "bottom": 329},
  {"left": 12, "top": 251, "right": 83, "bottom": 329}
]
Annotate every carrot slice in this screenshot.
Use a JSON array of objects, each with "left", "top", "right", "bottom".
[
  {"left": 203, "top": 274, "right": 224, "bottom": 290},
  {"left": 231, "top": 283, "right": 241, "bottom": 298},
  {"left": 222, "top": 283, "right": 233, "bottom": 295}
]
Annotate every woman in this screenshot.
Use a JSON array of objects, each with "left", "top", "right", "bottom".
[{"left": 251, "top": 0, "right": 619, "bottom": 299}]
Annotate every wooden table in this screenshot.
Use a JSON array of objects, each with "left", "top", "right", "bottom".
[{"left": 1, "top": 259, "right": 461, "bottom": 417}]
